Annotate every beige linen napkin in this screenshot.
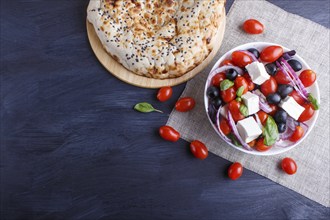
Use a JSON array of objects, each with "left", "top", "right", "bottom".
[{"left": 167, "top": 0, "right": 330, "bottom": 207}]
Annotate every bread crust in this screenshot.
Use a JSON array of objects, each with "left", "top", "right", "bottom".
[{"left": 87, "top": 0, "right": 225, "bottom": 79}]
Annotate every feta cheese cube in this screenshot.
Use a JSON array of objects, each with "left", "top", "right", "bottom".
[
  {"left": 242, "top": 92, "right": 260, "bottom": 115},
  {"left": 220, "top": 104, "right": 228, "bottom": 119},
  {"left": 246, "top": 61, "right": 270, "bottom": 85},
  {"left": 236, "top": 117, "right": 262, "bottom": 143},
  {"left": 279, "top": 96, "right": 305, "bottom": 120}
]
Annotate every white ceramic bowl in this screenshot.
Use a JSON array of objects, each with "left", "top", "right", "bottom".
[{"left": 204, "top": 42, "right": 320, "bottom": 156}]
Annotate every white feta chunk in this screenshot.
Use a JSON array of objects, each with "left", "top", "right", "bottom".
[
  {"left": 220, "top": 104, "right": 228, "bottom": 119},
  {"left": 242, "top": 92, "right": 260, "bottom": 115},
  {"left": 246, "top": 61, "right": 270, "bottom": 85},
  {"left": 279, "top": 96, "right": 305, "bottom": 120},
  {"left": 236, "top": 117, "right": 262, "bottom": 143}
]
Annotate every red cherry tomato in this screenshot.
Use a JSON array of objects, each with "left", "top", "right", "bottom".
[
  {"left": 268, "top": 104, "right": 278, "bottom": 116},
  {"left": 255, "top": 137, "right": 272, "bottom": 152},
  {"left": 159, "top": 126, "right": 180, "bottom": 142},
  {"left": 228, "top": 162, "right": 243, "bottom": 180},
  {"left": 220, "top": 87, "right": 236, "bottom": 103},
  {"left": 242, "top": 73, "right": 255, "bottom": 91},
  {"left": 157, "top": 86, "right": 173, "bottom": 102},
  {"left": 289, "top": 126, "right": 304, "bottom": 142},
  {"left": 261, "top": 77, "right": 278, "bottom": 96},
  {"left": 231, "top": 51, "right": 253, "bottom": 68},
  {"left": 175, "top": 97, "right": 195, "bottom": 112},
  {"left": 221, "top": 59, "right": 234, "bottom": 66},
  {"left": 257, "top": 111, "right": 268, "bottom": 125},
  {"left": 260, "top": 46, "right": 284, "bottom": 63},
  {"left": 289, "top": 90, "right": 305, "bottom": 105},
  {"left": 281, "top": 157, "right": 297, "bottom": 175},
  {"left": 220, "top": 118, "right": 231, "bottom": 135},
  {"left": 298, "top": 103, "right": 315, "bottom": 122},
  {"left": 211, "top": 72, "right": 226, "bottom": 87},
  {"left": 234, "top": 76, "right": 248, "bottom": 95},
  {"left": 299, "top": 69, "right": 316, "bottom": 87},
  {"left": 190, "top": 140, "right": 208, "bottom": 160},
  {"left": 247, "top": 139, "right": 256, "bottom": 148},
  {"left": 274, "top": 70, "right": 291, "bottom": 85},
  {"left": 243, "top": 19, "right": 264, "bottom": 34},
  {"left": 228, "top": 100, "right": 245, "bottom": 122}
]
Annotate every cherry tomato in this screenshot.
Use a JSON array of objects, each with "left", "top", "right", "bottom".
[
  {"left": 255, "top": 137, "right": 272, "bottom": 152},
  {"left": 220, "top": 87, "right": 236, "bottom": 103},
  {"left": 157, "top": 86, "right": 173, "bottom": 102},
  {"left": 228, "top": 100, "right": 245, "bottom": 122},
  {"left": 221, "top": 59, "right": 234, "bottom": 66},
  {"left": 298, "top": 103, "right": 315, "bottom": 122},
  {"left": 289, "top": 126, "right": 304, "bottom": 142},
  {"left": 220, "top": 118, "right": 231, "bottom": 135},
  {"left": 159, "top": 126, "right": 180, "bottom": 142},
  {"left": 257, "top": 111, "right": 268, "bottom": 125},
  {"left": 190, "top": 140, "right": 208, "bottom": 160},
  {"left": 234, "top": 76, "right": 248, "bottom": 95},
  {"left": 281, "top": 157, "right": 297, "bottom": 175},
  {"left": 211, "top": 72, "right": 226, "bottom": 87},
  {"left": 231, "top": 51, "right": 253, "bottom": 68},
  {"left": 274, "top": 70, "right": 291, "bottom": 85},
  {"left": 268, "top": 104, "right": 278, "bottom": 116},
  {"left": 242, "top": 73, "right": 255, "bottom": 91},
  {"left": 261, "top": 77, "right": 278, "bottom": 96},
  {"left": 228, "top": 162, "right": 243, "bottom": 180},
  {"left": 247, "top": 139, "right": 256, "bottom": 148},
  {"left": 175, "top": 97, "right": 195, "bottom": 112},
  {"left": 289, "top": 90, "right": 305, "bottom": 105},
  {"left": 243, "top": 19, "right": 264, "bottom": 34},
  {"left": 299, "top": 69, "right": 316, "bottom": 87},
  {"left": 260, "top": 46, "right": 284, "bottom": 63}
]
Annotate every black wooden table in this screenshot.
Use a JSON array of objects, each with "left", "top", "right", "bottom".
[{"left": 1, "top": 0, "right": 329, "bottom": 219}]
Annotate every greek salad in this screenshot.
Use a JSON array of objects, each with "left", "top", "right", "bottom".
[{"left": 206, "top": 44, "right": 319, "bottom": 152}]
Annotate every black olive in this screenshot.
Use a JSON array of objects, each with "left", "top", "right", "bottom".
[
  {"left": 266, "top": 93, "right": 281, "bottom": 104},
  {"left": 277, "top": 122, "right": 286, "bottom": 133},
  {"left": 247, "top": 48, "right": 260, "bottom": 59},
  {"left": 277, "top": 84, "right": 294, "bottom": 98},
  {"left": 210, "top": 97, "right": 223, "bottom": 109},
  {"left": 274, "top": 109, "right": 288, "bottom": 123},
  {"left": 288, "top": 59, "right": 302, "bottom": 72},
  {"left": 265, "top": 63, "right": 277, "bottom": 76},
  {"left": 225, "top": 68, "right": 238, "bottom": 81},
  {"left": 207, "top": 86, "right": 220, "bottom": 99}
]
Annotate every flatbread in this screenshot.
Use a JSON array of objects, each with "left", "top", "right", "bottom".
[{"left": 87, "top": 0, "right": 225, "bottom": 79}]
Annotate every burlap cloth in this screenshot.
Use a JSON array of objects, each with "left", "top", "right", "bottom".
[{"left": 167, "top": 0, "right": 330, "bottom": 207}]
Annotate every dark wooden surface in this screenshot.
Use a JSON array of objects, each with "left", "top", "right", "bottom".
[{"left": 1, "top": 0, "right": 329, "bottom": 219}]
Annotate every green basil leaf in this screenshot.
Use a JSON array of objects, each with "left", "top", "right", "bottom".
[
  {"left": 236, "top": 86, "right": 245, "bottom": 97},
  {"left": 262, "top": 116, "right": 279, "bottom": 146},
  {"left": 227, "top": 133, "right": 241, "bottom": 146},
  {"left": 220, "top": 79, "right": 234, "bottom": 91},
  {"left": 308, "top": 93, "right": 319, "bottom": 110},
  {"left": 239, "top": 104, "right": 249, "bottom": 117},
  {"left": 134, "top": 102, "right": 163, "bottom": 113}
]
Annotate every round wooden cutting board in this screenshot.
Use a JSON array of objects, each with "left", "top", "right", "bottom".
[{"left": 86, "top": 9, "right": 226, "bottom": 89}]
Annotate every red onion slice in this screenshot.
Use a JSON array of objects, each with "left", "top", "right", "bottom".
[
  {"left": 279, "top": 58, "right": 309, "bottom": 99},
  {"left": 238, "top": 50, "right": 258, "bottom": 61},
  {"left": 276, "top": 61, "right": 308, "bottom": 101},
  {"left": 216, "top": 106, "right": 231, "bottom": 142},
  {"left": 252, "top": 90, "right": 272, "bottom": 113}
]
